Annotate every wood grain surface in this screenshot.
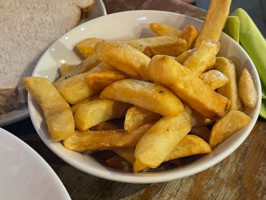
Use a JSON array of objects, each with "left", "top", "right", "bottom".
[
  {"left": 3, "top": 0, "right": 266, "bottom": 199},
  {"left": 4, "top": 118, "right": 266, "bottom": 200},
  {"left": 103, "top": 0, "right": 206, "bottom": 18}
]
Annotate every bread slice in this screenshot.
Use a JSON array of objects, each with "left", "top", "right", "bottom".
[{"left": 0, "top": 0, "right": 95, "bottom": 114}]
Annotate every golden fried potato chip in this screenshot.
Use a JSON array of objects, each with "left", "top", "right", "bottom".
[
  {"left": 78, "top": 35, "right": 187, "bottom": 59},
  {"left": 214, "top": 57, "right": 242, "bottom": 111},
  {"left": 94, "top": 41, "right": 151, "bottom": 80},
  {"left": 179, "top": 26, "right": 198, "bottom": 49},
  {"left": 143, "top": 46, "right": 156, "bottom": 58},
  {"left": 175, "top": 49, "right": 195, "bottom": 64},
  {"left": 124, "top": 106, "right": 161, "bottom": 131},
  {"left": 184, "top": 40, "right": 220, "bottom": 75},
  {"left": 113, "top": 148, "right": 135, "bottom": 164},
  {"left": 209, "top": 110, "right": 251, "bottom": 147},
  {"left": 149, "top": 23, "right": 181, "bottom": 37},
  {"left": 54, "top": 72, "right": 98, "bottom": 104},
  {"left": 190, "top": 108, "right": 213, "bottom": 127},
  {"left": 74, "top": 99, "right": 131, "bottom": 131},
  {"left": 124, "top": 36, "right": 188, "bottom": 57},
  {"left": 149, "top": 24, "right": 197, "bottom": 50},
  {"left": 134, "top": 110, "right": 191, "bottom": 171},
  {"left": 71, "top": 99, "right": 91, "bottom": 113},
  {"left": 59, "top": 64, "right": 74, "bottom": 76},
  {"left": 23, "top": 77, "right": 74, "bottom": 141},
  {"left": 70, "top": 94, "right": 99, "bottom": 113},
  {"left": 194, "top": 0, "right": 232, "bottom": 47},
  {"left": 76, "top": 38, "right": 104, "bottom": 58},
  {"left": 63, "top": 123, "right": 153, "bottom": 151},
  {"left": 239, "top": 68, "right": 258, "bottom": 108},
  {"left": 200, "top": 70, "right": 229, "bottom": 89},
  {"left": 115, "top": 135, "right": 211, "bottom": 169},
  {"left": 149, "top": 55, "right": 230, "bottom": 120},
  {"left": 54, "top": 62, "right": 112, "bottom": 104},
  {"left": 134, "top": 160, "right": 148, "bottom": 172},
  {"left": 165, "top": 135, "right": 211, "bottom": 161},
  {"left": 100, "top": 79, "right": 184, "bottom": 117},
  {"left": 84, "top": 70, "right": 126, "bottom": 91},
  {"left": 55, "top": 55, "right": 101, "bottom": 83}
]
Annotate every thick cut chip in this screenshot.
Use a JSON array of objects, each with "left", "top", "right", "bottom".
[
  {"left": 23, "top": 77, "right": 74, "bottom": 141},
  {"left": 54, "top": 62, "right": 112, "bottom": 104},
  {"left": 115, "top": 135, "right": 211, "bottom": 168},
  {"left": 55, "top": 55, "right": 101, "bottom": 83},
  {"left": 239, "top": 68, "right": 258, "bottom": 108},
  {"left": 149, "top": 23, "right": 181, "bottom": 37},
  {"left": 113, "top": 148, "right": 136, "bottom": 164},
  {"left": 214, "top": 57, "right": 242, "bottom": 111},
  {"left": 175, "top": 49, "right": 195, "bottom": 64},
  {"left": 124, "top": 106, "right": 161, "bottom": 131},
  {"left": 100, "top": 79, "right": 184, "bottom": 117},
  {"left": 59, "top": 64, "right": 74, "bottom": 76},
  {"left": 179, "top": 26, "right": 198, "bottom": 49},
  {"left": 149, "top": 55, "right": 230, "bottom": 120},
  {"left": 165, "top": 135, "right": 211, "bottom": 161},
  {"left": 71, "top": 99, "right": 91, "bottom": 113},
  {"left": 54, "top": 71, "right": 98, "bottom": 104},
  {"left": 86, "top": 62, "right": 115, "bottom": 73},
  {"left": 194, "top": 0, "right": 232, "bottom": 46},
  {"left": 143, "top": 46, "right": 156, "bottom": 58},
  {"left": 94, "top": 41, "right": 151, "bottom": 81},
  {"left": 74, "top": 99, "right": 131, "bottom": 131},
  {"left": 209, "top": 110, "right": 251, "bottom": 147},
  {"left": 63, "top": 123, "right": 153, "bottom": 151},
  {"left": 190, "top": 126, "right": 211, "bottom": 142},
  {"left": 200, "top": 70, "right": 229, "bottom": 89},
  {"left": 149, "top": 24, "right": 197, "bottom": 50},
  {"left": 84, "top": 70, "right": 126, "bottom": 91},
  {"left": 78, "top": 36, "right": 187, "bottom": 59},
  {"left": 190, "top": 108, "right": 213, "bottom": 127},
  {"left": 70, "top": 94, "right": 99, "bottom": 113},
  {"left": 124, "top": 36, "right": 188, "bottom": 57},
  {"left": 76, "top": 38, "right": 104, "bottom": 58},
  {"left": 184, "top": 40, "right": 220, "bottom": 75},
  {"left": 134, "top": 111, "right": 191, "bottom": 171}
]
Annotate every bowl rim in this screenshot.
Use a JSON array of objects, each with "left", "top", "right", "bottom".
[{"left": 29, "top": 10, "right": 261, "bottom": 184}]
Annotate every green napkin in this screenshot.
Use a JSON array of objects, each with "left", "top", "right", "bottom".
[
  {"left": 260, "top": 99, "right": 266, "bottom": 119},
  {"left": 225, "top": 8, "right": 266, "bottom": 119},
  {"left": 223, "top": 16, "right": 240, "bottom": 43},
  {"left": 262, "top": 83, "right": 266, "bottom": 99}
]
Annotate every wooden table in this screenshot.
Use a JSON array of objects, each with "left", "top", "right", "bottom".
[{"left": 3, "top": 0, "right": 266, "bottom": 199}]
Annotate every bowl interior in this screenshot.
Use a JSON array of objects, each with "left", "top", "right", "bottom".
[{"left": 29, "top": 10, "right": 261, "bottom": 184}]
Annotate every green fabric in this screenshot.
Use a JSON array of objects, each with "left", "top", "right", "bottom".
[
  {"left": 262, "top": 83, "right": 266, "bottom": 100},
  {"left": 223, "top": 16, "right": 240, "bottom": 43},
  {"left": 230, "top": 8, "right": 266, "bottom": 88},
  {"left": 229, "top": 8, "right": 266, "bottom": 118},
  {"left": 260, "top": 99, "right": 266, "bottom": 119}
]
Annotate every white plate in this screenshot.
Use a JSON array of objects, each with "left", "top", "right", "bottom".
[
  {"left": 0, "top": 128, "right": 71, "bottom": 200},
  {"left": 0, "top": 104, "right": 29, "bottom": 127},
  {"left": 0, "top": 0, "right": 106, "bottom": 127},
  {"left": 82, "top": 0, "right": 107, "bottom": 22},
  {"left": 29, "top": 10, "right": 261, "bottom": 183}
]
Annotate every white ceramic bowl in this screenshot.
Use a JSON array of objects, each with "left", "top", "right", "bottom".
[{"left": 28, "top": 10, "right": 261, "bottom": 184}]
